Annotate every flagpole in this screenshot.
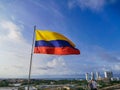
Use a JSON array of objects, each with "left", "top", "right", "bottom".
[{"left": 28, "top": 26, "right": 36, "bottom": 90}]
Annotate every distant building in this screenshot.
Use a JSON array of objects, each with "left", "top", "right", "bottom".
[
  {"left": 91, "top": 72, "right": 95, "bottom": 80},
  {"left": 116, "top": 77, "right": 120, "bottom": 81},
  {"left": 25, "top": 86, "right": 37, "bottom": 90},
  {"left": 85, "top": 73, "right": 89, "bottom": 81},
  {"left": 9, "top": 83, "right": 21, "bottom": 87},
  {"left": 96, "top": 72, "right": 100, "bottom": 80},
  {"left": 104, "top": 71, "right": 113, "bottom": 79},
  {"left": 111, "top": 77, "right": 120, "bottom": 81}
]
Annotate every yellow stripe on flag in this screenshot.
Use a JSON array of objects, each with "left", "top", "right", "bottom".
[{"left": 35, "top": 30, "right": 75, "bottom": 47}]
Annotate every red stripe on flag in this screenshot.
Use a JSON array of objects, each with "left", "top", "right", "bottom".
[{"left": 34, "top": 46, "right": 80, "bottom": 55}]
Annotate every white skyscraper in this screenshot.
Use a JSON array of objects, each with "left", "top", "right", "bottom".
[
  {"left": 85, "top": 73, "right": 89, "bottom": 81},
  {"left": 96, "top": 72, "right": 100, "bottom": 79},
  {"left": 104, "top": 71, "right": 113, "bottom": 79}
]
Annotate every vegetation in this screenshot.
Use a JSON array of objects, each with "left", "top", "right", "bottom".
[
  {"left": 0, "top": 79, "right": 120, "bottom": 90},
  {"left": 0, "top": 80, "right": 9, "bottom": 87}
]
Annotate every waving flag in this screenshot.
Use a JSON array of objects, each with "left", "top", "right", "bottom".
[{"left": 34, "top": 30, "right": 80, "bottom": 55}]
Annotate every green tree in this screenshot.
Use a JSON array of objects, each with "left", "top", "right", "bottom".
[{"left": 0, "top": 80, "right": 9, "bottom": 87}]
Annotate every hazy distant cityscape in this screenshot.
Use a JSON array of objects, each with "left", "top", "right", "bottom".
[
  {"left": 0, "top": 71, "right": 119, "bottom": 90},
  {"left": 85, "top": 71, "right": 120, "bottom": 81}
]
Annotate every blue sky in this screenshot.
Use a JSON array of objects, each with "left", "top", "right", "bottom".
[{"left": 0, "top": 0, "right": 120, "bottom": 78}]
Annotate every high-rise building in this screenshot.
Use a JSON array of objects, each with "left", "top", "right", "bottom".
[
  {"left": 96, "top": 72, "right": 100, "bottom": 79},
  {"left": 91, "top": 72, "right": 95, "bottom": 80},
  {"left": 104, "top": 71, "right": 113, "bottom": 79},
  {"left": 85, "top": 73, "right": 89, "bottom": 81}
]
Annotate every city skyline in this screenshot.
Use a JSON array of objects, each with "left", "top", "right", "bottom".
[{"left": 0, "top": 0, "right": 120, "bottom": 78}]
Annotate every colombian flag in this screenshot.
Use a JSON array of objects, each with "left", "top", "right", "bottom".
[{"left": 34, "top": 30, "right": 80, "bottom": 55}]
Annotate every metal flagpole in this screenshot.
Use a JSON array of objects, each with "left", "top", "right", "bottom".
[{"left": 27, "top": 26, "right": 36, "bottom": 90}]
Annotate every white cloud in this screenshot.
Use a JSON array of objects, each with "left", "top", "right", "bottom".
[
  {"left": 75, "top": 44, "right": 120, "bottom": 74},
  {"left": 68, "top": 0, "right": 106, "bottom": 11},
  {"left": 47, "top": 57, "right": 66, "bottom": 68},
  {"left": 31, "top": 57, "right": 72, "bottom": 75},
  {"left": 0, "top": 20, "right": 24, "bottom": 42},
  {"left": 112, "top": 64, "right": 120, "bottom": 71},
  {"left": 0, "top": 20, "right": 31, "bottom": 77}
]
